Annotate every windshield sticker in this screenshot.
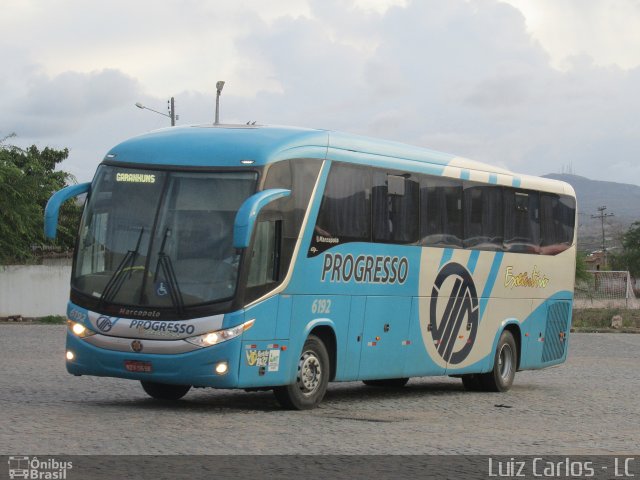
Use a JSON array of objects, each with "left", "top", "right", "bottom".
[
  {"left": 155, "top": 281, "right": 170, "bottom": 297},
  {"left": 115, "top": 173, "right": 156, "bottom": 183},
  {"left": 504, "top": 266, "right": 550, "bottom": 289},
  {"left": 321, "top": 253, "right": 409, "bottom": 284}
]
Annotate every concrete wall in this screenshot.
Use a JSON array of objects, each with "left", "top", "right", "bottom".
[{"left": 0, "top": 264, "right": 72, "bottom": 317}]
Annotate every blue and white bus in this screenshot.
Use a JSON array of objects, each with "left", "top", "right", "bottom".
[{"left": 45, "top": 125, "right": 577, "bottom": 409}]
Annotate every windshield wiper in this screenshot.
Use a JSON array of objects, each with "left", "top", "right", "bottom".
[
  {"left": 100, "top": 227, "right": 144, "bottom": 306},
  {"left": 153, "top": 228, "right": 185, "bottom": 314}
]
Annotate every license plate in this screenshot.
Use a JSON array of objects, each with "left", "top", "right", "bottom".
[{"left": 124, "top": 360, "right": 152, "bottom": 373}]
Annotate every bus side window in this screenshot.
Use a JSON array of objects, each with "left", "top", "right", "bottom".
[
  {"left": 247, "top": 219, "right": 282, "bottom": 289},
  {"left": 463, "top": 185, "right": 503, "bottom": 250},
  {"left": 540, "top": 193, "right": 575, "bottom": 255},
  {"left": 262, "top": 160, "right": 292, "bottom": 191},
  {"left": 419, "top": 177, "right": 463, "bottom": 248},
  {"left": 504, "top": 189, "right": 540, "bottom": 253},
  {"left": 311, "top": 163, "right": 371, "bottom": 254},
  {"left": 372, "top": 172, "right": 419, "bottom": 244},
  {"left": 264, "top": 158, "right": 322, "bottom": 270}
]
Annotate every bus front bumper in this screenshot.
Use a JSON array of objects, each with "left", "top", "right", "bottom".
[{"left": 64, "top": 332, "right": 242, "bottom": 388}]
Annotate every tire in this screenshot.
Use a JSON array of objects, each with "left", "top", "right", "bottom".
[
  {"left": 460, "top": 374, "right": 484, "bottom": 391},
  {"left": 479, "top": 330, "right": 517, "bottom": 392},
  {"left": 362, "top": 378, "right": 409, "bottom": 388},
  {"left": 141, "top": 381, "right": 191, "bottom": 400},
  {"left": 273, "top": 335, "right": 330, "bottom": 410}
]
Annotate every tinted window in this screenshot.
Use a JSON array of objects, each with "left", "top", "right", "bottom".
[
  {"left": 372, "top": 172, "right": 419, "bottom": 244},
  {"left": 247, "top": 219, "right": 281, "bottom": 288},
  {"left": 463, "top": 185, "right": 503, "bottom": 250},
  {"left": 73, "top": 167, "right": 258, "bottom": 309},
  {"left": 258, "top": 159, "right": 321, "bottom": 281},
  {"left": 420, "top": 177, "right": 463, "bottom": 247},
  {"left": 504, "top": 189, "right": 540, "bottom": 253},
  {"left": 540, "top": 193, "right": 575, "bottom": 254},
  {"left": 312, "top": 163, "right": 371, "bottom": 254}
]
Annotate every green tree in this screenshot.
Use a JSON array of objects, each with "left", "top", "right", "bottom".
[
  {"left": 610, "top": 222, "right": 640, "bottom": 277},
  {"left": 0, "top": 136, "right": 81, "bottom": 264},
  {"left": 575, "top": 251, "right": 591, "bottom": 283}
]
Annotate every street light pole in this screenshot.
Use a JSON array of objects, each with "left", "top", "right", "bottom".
[
  {"left": 135, "top": 97, "right": 177, "bottom": 126},
  {"left": 215, "top": 81, "right": 225, "bottom": 125}
]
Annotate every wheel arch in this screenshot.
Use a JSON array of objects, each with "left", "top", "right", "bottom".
[
  {"left": 501, "top": 320, "right": 522, "bottom": 371},
  {"left": 304, "top": 320, "right": 337, "bottom": 382}
]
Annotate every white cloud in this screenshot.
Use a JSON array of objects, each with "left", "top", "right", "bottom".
[
  {"left": 1, "top": 0, "right": 639, "bottom": 187},
  {"left": 1, "top": 67, "right": 142, "bottom": 137},
  {"left": 502, "top": 0, "right": 640, "bottom": 70}
]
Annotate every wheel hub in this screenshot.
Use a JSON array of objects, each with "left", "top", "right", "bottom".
[
  {"left": 498, "top": 344, "right": 513, "bottom": 381},
  {"left": 297, "top": 352, "right": 322, "bottom": 396}
]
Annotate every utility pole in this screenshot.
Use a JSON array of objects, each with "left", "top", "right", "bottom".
[
  {"left": 591, "top": 206, "right": 615, "bottom": 267},
  {"left": 168, "top": 97, "right": 176, "bottom": 126},
  {"left": 135, "top": 97, "right": 178, "bottom": 126}
]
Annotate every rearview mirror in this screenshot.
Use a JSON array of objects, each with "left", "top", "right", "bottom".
[
  {"left": 44, "top": 182, "right": 91, "bottom": 239},
  {"left": 233, "top": 188, "right": 290, "bottom": 249}
]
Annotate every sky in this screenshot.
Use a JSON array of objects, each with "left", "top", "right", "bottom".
[{"left": 1, "top": 0, "right": 640, "bottom": 185}]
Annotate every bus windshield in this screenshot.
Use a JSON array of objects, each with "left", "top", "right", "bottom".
[{"left": 72, "top": 165, "right": 258, "bottom": 310}]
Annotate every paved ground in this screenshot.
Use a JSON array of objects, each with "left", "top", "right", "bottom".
[{"left": 1, "top": 325, "right": 638, "bottom": 455}]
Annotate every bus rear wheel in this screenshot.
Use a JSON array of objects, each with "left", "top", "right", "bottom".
[
  {"left": 362, "top": 378, "right": 409, "bottom": 388},
  {"left": 479, "top": 330, "right": 517, "bottom": 392},
  {"left": 273, "top": 335, "right": 329, "bottom": 410},
  {"left": 141, "top": 381, "right": 191, "bottom": 400}
]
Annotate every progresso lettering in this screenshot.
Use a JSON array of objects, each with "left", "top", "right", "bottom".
[
  {"left": 129, "top": 320, "right": 195, "bottom": 335},
  {"left": 321, "top": 253, "right": 409, "bottom": 284}
]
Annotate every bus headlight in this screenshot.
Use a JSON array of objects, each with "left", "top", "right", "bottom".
[
  {"left": 185, "top": 319, "right": 255, "bottom": 347},
  {"left": 67, "top": 320, "right": 96, "bottom": 338}
]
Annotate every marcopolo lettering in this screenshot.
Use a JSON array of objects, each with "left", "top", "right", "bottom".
[
  {"left": 118, "top": 307, "right": 161, "bottom": 318},
  {"left": 321, "top": 253, "right": 409, "bottom": 284},
  {"left": 129, "top": 320, "right": 195, "bottom": 335}
]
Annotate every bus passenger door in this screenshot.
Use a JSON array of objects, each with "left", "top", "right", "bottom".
[{"left": 358, "top": 296, "right": 411, "bottom": 380}]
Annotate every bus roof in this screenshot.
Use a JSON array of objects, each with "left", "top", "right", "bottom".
[{"left": 106, "top": 124, "right": 574, "bottom": 196}]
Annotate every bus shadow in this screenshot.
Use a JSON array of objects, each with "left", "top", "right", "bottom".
[
  {"left": 87, "top": 389, "right": 282, "bottom": 412},
  {"left": 85, "top": 378, "right": 528, "bottom": 412},
  {"left": 324, "top": 379, "right": 465, "bottom": 403}
]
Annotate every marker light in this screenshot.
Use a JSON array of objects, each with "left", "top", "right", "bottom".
[
  {"left": 185, "top": 319, "right": 255, "bottom": 348},
  {"left": 66, "top": 351, "right": 75, "bottom": 361},
  {"left": 67, "top": 320, "right": 96, "bottom": 338},
  {"left": 215, "top": 362, "right": 229, "bottom": 375}
]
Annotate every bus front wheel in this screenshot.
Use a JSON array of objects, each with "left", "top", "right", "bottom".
[
  {"left": 141, "top": 381, "right": 191, "bottom": 400},
  {"left": 273, "top": 335, "right": 329, "bottom": 410}
]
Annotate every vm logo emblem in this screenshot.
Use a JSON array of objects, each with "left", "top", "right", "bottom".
[{"left": 430, "top": 262, "right": 479, "bottom": 365}]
